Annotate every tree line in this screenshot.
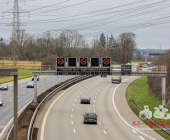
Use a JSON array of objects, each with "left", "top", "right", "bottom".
[{"left": 2, "top": 30, "right": 136, "bottom": 64}]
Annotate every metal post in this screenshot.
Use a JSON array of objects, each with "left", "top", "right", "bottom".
[
  {"left": 14, "top": 75, "right": 18, "bottom": 140},
  {"left": 162, "top": 76, "right": 166, "bottom": 107},
  {"left": 33, "top": 66, "right": 35, "bottom": 71},
  {"left": 34, "top": 74, "right": 37, "bottom": 103}
]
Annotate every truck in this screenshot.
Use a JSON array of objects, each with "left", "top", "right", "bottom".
[{"left": 111, "top": 75, "right": 122, "bottom": 83}]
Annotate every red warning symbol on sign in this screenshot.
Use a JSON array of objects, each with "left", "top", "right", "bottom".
[
  {"left": 103, "top": 58, "right": 110, "bottom": 65},
  {"left": 80, "top": 58, "right": 87, "bottom": 65},
  {"left": 57, "top": 58, "right": 64, "bottom": 65}
]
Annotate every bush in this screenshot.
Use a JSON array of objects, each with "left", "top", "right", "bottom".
[{"left": 42, "top": 54, "right": 57, "bottom": 65}]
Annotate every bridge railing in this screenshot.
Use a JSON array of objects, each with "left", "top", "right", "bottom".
[{"left": 153, "top": 65, "right": 166, "bottom": 72}]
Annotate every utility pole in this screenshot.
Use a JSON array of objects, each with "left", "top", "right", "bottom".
[
  {"left": 3, "top": 0, "right": 29, "bottom": 58},
  {"left": 3, "top": 1, "right": 28, "bottom": 140},
  {"left": 159, "top": 44, "right": 162, "bottom": 50}
]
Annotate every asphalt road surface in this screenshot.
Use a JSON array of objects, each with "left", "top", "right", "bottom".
[
  {"left": 0, "top": 75, "right": 76, "bottom": 133},
  {"left": 43, "top": 76, "right": 165, "bottom": 140}
]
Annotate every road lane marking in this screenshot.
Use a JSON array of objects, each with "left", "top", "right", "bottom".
[
  {"left": 23, "top": 93, "right": 25, "bottom": 94},
  {"left": 72, "top": 109, "right": 73, "bottom": 111},
  {"left": 71, "top": 121, "right": 73, "bottom": 124},
  {"left": 73, "top": 129, "right": 76, "bottom": 133},
  {"left": 132, "top": 130, "right": 137, "bottom": 133},
  {"left": 103, "top": 130, "right": 107, "bottom": 134},
  {"left": 112, "top": 77, "right": 156, "bottom": 140},
  {"left": 75, "top": 99, "right": 76, "bottom": 101},
  {"left": 139, "top": 136, "right": 145, "bottom": 140},
  {"left": 99, "top": 122, "right": 101, "bottom": 125},
  {"left": 93, "top": 105, "right": 95, "bottom": 107},
  {"left": 77, "top": 96, "right": 79, "bottom": 97},
  {"left": 94, "top": 100, "right": 95, "bottom": 102},
  {"left": 3, "top": 104, "right": 5, "bottom": 106},
  {"left": 71, "top": 114, "right": 73, "bottom": 117},
  {"left": 40, "top": 76, "right": 94, "bottom": 140},
  {"left": 94, "top": 110, "right": 95, "bottom": 112},
  {"left": 73, "top": 104, "right": 74, "bottom": 106},
  {"left": 80, "top": 92, "right": 82, "bottom": 94},
  {"left": 9, "top": 100, "right": 12, "bottom": 102},
  {"left": 83, "top": 89, "right": 84, "bottom": 91},
  {"left": 98, "top": 90, "right": 99, "bottom": 91},
  {"left": 29, "top": 90, "right": 32, "bottom": 91},
  {"left": 0, "top": 95, "right": 1, "bottom": 96},
  {"left": 95, "top": 96, "right": 96, "bottom": 98},
  {"left": 96, "top": 93, "right": 98, "bottom": 94},
  {"left": 101, "top": 87, "right": 102, "bottom": 88},
  {"left": 86, "top": 86, "right": 88, "bottom": 88},
  {"left": 18, "top": 96, "right": 19, "bottom": 98}
]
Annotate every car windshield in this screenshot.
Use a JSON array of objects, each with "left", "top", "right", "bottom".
[
  {"left": 0, "top": 98, "right": 2, "bottom": 102},
  {"left": 82, "top": 96, "right": 89, "bottom": 99},
  {"left": 86, "top": 113, "right": 96, "bottom": 117},
  {"left": 149, "top": 65, "right": 153, "bottom": 67},
  {"left": 28, "top": 82, "right": 33, "bottom": 85},
  {"left": 1, "top": 84, "right": 7, "bottom": 87}
]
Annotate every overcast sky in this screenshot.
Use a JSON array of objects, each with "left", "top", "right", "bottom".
[{"left": 0, "top": 0, "right": 170, "bottom": 49}]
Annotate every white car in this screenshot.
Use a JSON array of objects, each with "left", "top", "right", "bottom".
[
  {"left": 149, "top": 65, "right": 154, "bottom": 70},
  {"left": 0, "top": 97, "right": 4, "bottom": 106},
  {"left": 0, "top": 84, "right": 8, "bottom": 90}
]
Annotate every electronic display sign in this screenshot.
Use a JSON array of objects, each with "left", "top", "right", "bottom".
[
  {"left": 68, "top": 58, "right": 77, "bottom": 67},
  {"left": 56, "top": 58, "right": 65, "bottom": 67},
  {"left": 91, "top": 58, "right": 99, "bottom": 67},
  {"left": 79, "top": 58, "right": 88, "bottom": 67},
  {"left": 102, "top": 58, "right": 111, "bottom": 67}
]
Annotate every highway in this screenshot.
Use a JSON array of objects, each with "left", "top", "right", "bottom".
[
  {"left": 0, "top": 75, "right": 76, "bottom": 133},
  {"left": 40, "top": 76, "right": 165, "bottom": 140}
]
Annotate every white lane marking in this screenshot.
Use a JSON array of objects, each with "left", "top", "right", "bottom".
[
  {"left": 3, "top": 104, "right": 5, "bottom": 106},
  {"left": 40, "top": 76, "right": 94, "bottom": 140},
  {"left": 93, "top": 105, "right": 95, "bottom": 107},
  {"left": 94, "top": 100, "right": 95, "bottom": 102},
  {"left": 9, "top": 100, "right": 12, "bottom": 102},
  {"left": 77, "top": 96, "right": 79, "bottom": 97},
  {"left": 132, "top": 130, "right": 137, "bottom": 133},
  {"left": 7, "top": 92, "right": 9, "bottom": 93},
  {"left": 72, "top": 109, "right": 73, "bottom": 111},
  {"left": 75, "top": 99, "right": 76, "bottom": 101},
  {"left": 112, "top": 77, "right": 156, "bottom": 140},
  {"left": 139, "top": 136, "right": 145, "bottom": 140},
  {"left": 94, "top": 82, "right": 95, "bottom": 83},
  {"left": 86, "top": 86, "right": 88, "bottom": 88},
  {"left": 29, "top": 90, "right": 32, "bottom": 91},
  {"left": 103, "top": 130, "right": 107, "bottom": 134},
  {"left": 96, "top": 93, "right": 98, "bottom": 94},
  {"left": 95, "top": 96, "right": 96, "bottom": 98},
  {"left": 73, "top": 129, "right": 76, "bottom": 133},
  {"left": 103, "top": 85, "right": 105, "bottom": 86},
  {"left": 71, "top": 114, "right": 73, "bottom": 117},
  {"left": 73, "top": 104, "right": 74, "bottom": 106},
  {"left": 98, "top": 90, "right": 99, "bottom": 91},
  {"left": 90, "top": 84, "right": 91, "bottom": 85},
  {"left": 83, "top": 89, "right": 84, "bottom": 91},
  {"left": 71, "top": 121, "right": 73, "bottom": 124},
  {"left": 94, "top": 110, "right": 95, "bottom": 112},
  {"left": 23, "top": 93, "right": 25, "bottom": 94},
  {"left": 101, "top": 87, "right": 102, "bottom": 88},
  {"left": 18, "top": 96, "right": 19, "bottom": 98},
  {"left": 80, "top": 92, "right": 82, "bottom": 94},
  {"left": 99, "top": 122, "right": 101, "bottom": 125}
]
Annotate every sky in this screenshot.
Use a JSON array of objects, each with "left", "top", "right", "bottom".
[{"left": 0, "top": 0, "right": 170, "bottom": 49}]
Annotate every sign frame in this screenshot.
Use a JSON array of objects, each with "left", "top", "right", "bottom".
[
  {"left": 56, "top": 57, "right": 65, "bottom": 68},
  {"left": 68, "top": 57, "right": 77, "bottom": 68},
  {"left": 121, "top": 65, "right": 132, "bottom": 72},
  {"left": 79, "top": 57, "right": 88, "bottom": 67},
  {"left": 102, "top": 57, "right": 111, "bottom": 68},
  {"left": 90, "top": 57, "right": 99, "bottom": 68}
]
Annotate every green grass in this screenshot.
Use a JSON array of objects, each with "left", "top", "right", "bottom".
[
  {"left": 0, "top": 69, "right": 32, "bottom": 84},
  {"left": 126, "top": 76, "right": 170, "bottom": 140}
]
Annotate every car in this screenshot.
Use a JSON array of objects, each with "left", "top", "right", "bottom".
[
  {"left": 0, "top": 97, "right": 4, "bottom": 106},
  {"left": 149, "top": 64, "right": 154, "bottom": 70},
  {"left": 80, "top": 96, "right": 91, "bottom": 104},
  {"left": 32, "top": 75, "right": 39, "bottom": 81},
  {"left": 27, "top": 82, "right": 34, "bottom": 88},
  {"left": 142, "top": 64, "right": 147, "bottom": 68},
  {"left": 101, "top": 75, "right": 107, "bottom": 77},
  {"left": 0, "top": 84, "right": 8, "bottom": 90},
  {"left": 83, "top": 112, "right": 98, "bottom": 124}
]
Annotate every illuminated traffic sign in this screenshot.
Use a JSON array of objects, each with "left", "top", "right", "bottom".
[
  {"left": 56, "top": 58, "right": 65, "bottom": 67},
  {"left": 102, "top": 58, "right": 111, "bottom": 67},
  {"left": 121, "top": 65, "right": 131, "bottom": 72},
  {"left": 79, "top": 58, "right": 88, "bottom": 67},
  {"left": 90, "top": 58, "right": 99, "bottom": 67},
  {"left": 68, "top": 58, "right": 77, "bottom": 67}
]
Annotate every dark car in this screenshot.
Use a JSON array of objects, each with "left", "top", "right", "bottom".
[
  {"left": 0, "top": 97, "right": 4, "bottom": 106},
  {"left": 32, "top": 75, "right": 39, "bottom": 81},
  {"left": 27, "top": 82, "right": 34, "bottom": 88},
  {"left": 80, "top": 96, "right": 91, "bottom": 104},
  {"left": 0, "top": 84, "right": 8, "bottom": 90},
  {"left": 83, "top": 112, "right": 98, "bottom": 124},
  {"left": 101, "top": 75, "right": 107, "bottom": 77}
]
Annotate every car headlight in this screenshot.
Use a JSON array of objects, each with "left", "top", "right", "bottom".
[
  {"left": 0, "top": 102, "right": 2, "bottom": 104},
  {"left": 4, "top": 87, "right": 6, "bottom": 88}
]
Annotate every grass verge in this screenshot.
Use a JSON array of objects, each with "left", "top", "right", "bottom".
[
  {"left": 0, "top": 69, "right": 32, "bottom": 84},
  {"left": 126, "top": 76, "right": 170, "bottom": 140}
]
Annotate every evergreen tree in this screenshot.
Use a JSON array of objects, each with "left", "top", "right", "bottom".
[
  {"left": 100, "top": 33, "right": 106, "bottom": 48},
  {"left": 108, "top": 35, "right": 116, "bottom": 61}
]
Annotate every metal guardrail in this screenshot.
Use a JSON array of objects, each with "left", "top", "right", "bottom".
[
  {"left": 130, "top": 99, "right": 170, "bottom": 135},
  {"left": 5, "top": 101, "right": 33, "bottom": 140},
  {"left": 27, "top": 75, "right": 93, "bottom": 140}
]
